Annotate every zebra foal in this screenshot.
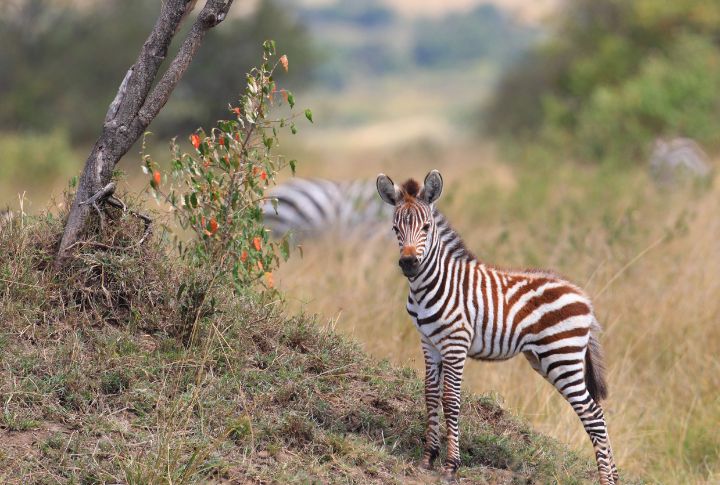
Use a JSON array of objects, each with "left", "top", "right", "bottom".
[{"left": 376, "top": 170, "right": 618, "bottom": 484}]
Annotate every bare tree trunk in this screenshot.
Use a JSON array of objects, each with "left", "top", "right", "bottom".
[{"left": 55, "top": 0, "right": 234, "bottom": 267}]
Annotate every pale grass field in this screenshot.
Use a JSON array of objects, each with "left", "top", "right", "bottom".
[{"left": 275, "top": 143, "right": 720, "bottom": 484}]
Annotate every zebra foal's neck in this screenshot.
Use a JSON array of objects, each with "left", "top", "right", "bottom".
[{"left": 409, "top": 209, "right": 476, "bottom": 287}]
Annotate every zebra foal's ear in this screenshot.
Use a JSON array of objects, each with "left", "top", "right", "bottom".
[
  {"left": 420, "top": 169, "right": 443, "bottom": 204},
  {"left": 376, "top": 173, "right": 401, "bottom": 205}
]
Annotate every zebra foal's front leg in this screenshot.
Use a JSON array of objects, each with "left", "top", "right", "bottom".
[
  {"left": 420, "top": 339, "right": 443, "bottom": 469},
  {"left": 440, "top": 348, "right": 468, "bottom": 481}
]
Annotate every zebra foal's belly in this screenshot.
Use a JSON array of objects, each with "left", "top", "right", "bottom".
[{"left": 409, "top": 303, "right": 521, "bottom": 361}]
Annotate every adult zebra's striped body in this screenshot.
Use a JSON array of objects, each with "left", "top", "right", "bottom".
[
  {"left": 376, "top": 170, "right": 618, "bottom": 484},
  {"left": 262, "top": 178, "right": 391, "bottom": 239}
]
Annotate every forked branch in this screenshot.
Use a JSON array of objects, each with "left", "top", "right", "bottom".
[{"left": 55, "top": 0, "right": 234, "bottom": 268}]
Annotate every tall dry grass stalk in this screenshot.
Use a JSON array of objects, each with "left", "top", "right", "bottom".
[{"left": 276, "top": 145, "right": 720, "bottom": 483}]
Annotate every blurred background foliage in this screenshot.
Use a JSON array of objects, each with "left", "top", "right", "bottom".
[
  {"left": 485, "top": 0, "right": 720, "bottom": 164},
  {"left": 0, "top": 130, "right": 76, "bottom": 200}
]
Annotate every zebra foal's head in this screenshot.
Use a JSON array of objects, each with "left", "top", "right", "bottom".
[{"left": 376, "top": 170, "right": 443, "bottom": 278}]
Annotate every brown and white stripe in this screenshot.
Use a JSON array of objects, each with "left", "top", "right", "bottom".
[{"left": 377, "top": 170, "right": 618, "bottom": 484}]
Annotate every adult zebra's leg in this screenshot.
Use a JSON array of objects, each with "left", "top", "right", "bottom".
[
  {"left": 540, "top": 354, "right": 617, "bottom": 485},
  {"left": 440, "top": 347, "right": 468, "bottom": 480},
  {"left": 420, "top": 338, "right": 443, "bottom": 469}
]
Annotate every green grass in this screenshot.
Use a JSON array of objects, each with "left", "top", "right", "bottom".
[{"left": 0, "top": 204, "right": 603, "bottom": 484}]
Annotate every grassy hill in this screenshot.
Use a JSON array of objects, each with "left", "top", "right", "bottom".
[{"left": 0, "top": 207, "right": 599, "bottom": 483}]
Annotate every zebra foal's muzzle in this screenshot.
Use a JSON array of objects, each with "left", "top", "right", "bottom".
[{"left": 399, "top": 254, "right": 420, "bottom": 277}]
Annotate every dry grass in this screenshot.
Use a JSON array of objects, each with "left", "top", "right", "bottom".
[{"left": 275, "top": 142, "right": 720, "bottom": 484}]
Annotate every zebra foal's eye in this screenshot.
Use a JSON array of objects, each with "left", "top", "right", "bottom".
[{"left": 422, "top": 222, "right": 430, "bottom": 232}]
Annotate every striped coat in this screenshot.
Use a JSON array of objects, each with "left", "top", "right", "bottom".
[
  {"left": 377, "top": 170, "right": 618, "bottom": 484},
  {"left": 262, "top": 178, "right": 391, "bottom": 240}
]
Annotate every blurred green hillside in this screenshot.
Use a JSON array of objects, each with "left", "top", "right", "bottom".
[
  {"left": 485, "top": 0, "right": 720, "bottom": 164},
  {"left": 295, "top": 0, "right": 537, "bottom": 87}
]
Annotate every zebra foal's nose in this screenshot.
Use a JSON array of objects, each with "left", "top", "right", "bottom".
[{"left": 399, "top": 255, "right": 419, "bottom": 270}]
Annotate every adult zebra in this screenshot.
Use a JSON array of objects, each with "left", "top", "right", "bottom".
[
  {"left": 262, "top": 178, "right": 392, "bottom": 240},
  {"left": 376, "top": 170, "right": 618, "bottom": 484}
]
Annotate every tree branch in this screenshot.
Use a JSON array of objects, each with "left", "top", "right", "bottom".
[
  {"left": 112, "top": 0, "right": 189, "bottom": 126},
  {"left": 135, "top": 0, "right": 235, "bottom": 130}
]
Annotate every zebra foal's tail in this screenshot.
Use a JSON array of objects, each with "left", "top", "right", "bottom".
[{"left": 585, "top": 318, "right": 608, "bottom": 402}]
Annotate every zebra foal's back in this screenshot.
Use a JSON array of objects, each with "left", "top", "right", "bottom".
[{"left": 468, "top": 267, "right": 595, "bottom": 358}]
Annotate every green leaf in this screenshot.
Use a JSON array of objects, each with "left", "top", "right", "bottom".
[
  {"left": 287, "top": 91, "right": 295, "bottom": 108},
  {"left": 218, "top": 120, "right": 235, "bottom": 133},
  {"left": 280, "top": 238, "right": 290, "bottom": 260},
  {"left": 289, "top": 160, "right": 296, "bottom": 174},
  {"left": 290, "top": 123, "right": 297, "bottom": 135},
  {"left": 190, "top": 192, "right": 198, "bottom": 208},
  {"left": 304, "top": 109, "right": 313, "bottom": 123}
]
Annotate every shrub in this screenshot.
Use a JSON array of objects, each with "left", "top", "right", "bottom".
[
  {"left": 569, "top": 35, "right": 720, "bottom": 163},
  {"left": 142, "top": 41, "right": 310, "bottom": 338}
]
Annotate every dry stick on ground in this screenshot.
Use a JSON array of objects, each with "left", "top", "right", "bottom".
[{"left": 55, "top": 0, "right": 235, "bottom": 268}]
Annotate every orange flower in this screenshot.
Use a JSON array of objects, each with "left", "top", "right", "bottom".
[
  {"left": 257, "top": 260, "right": 264, "bottom": 270},
  {"left": 191, "top": 134, "right": 201, "bottom": 149},
  {"left": 218, "top": 136, "right": 224, "bottom": 146},
  {"left": 260, "top": 170, "right": 267, "bottom": 181},
  {"left": 240, "top": 250, "right": 248, "bottom": 263},
  {"left": 252, "top": 167, "right": 259, "bottom": 176},
  {"left": 203, "top": 158, "right": 211, "bottom": 168},
  {"left": 265, "top": 272, "right": 274, "bottom": 288},
  {"left": 202, "top": 217, "right": 219, "bottom": 236},
  {"left": 279, "top": 55, "right": 288, "bottom": 72},
  {"left": 232, "top": 107, "right": 241, "bottom": 116},
  {"left": 152, "top": 170, "right": 161, "bottom": 187},
  {"left": 253, "top": 236, "right": 262, "bottom": 251}
]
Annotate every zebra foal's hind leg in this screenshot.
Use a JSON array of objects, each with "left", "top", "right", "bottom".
[
  {"left": 533, "top": 352, "right": 617, "bottom": 485},
  {"left": 420, "top": 338, "right": 443, "bottom": 469}
]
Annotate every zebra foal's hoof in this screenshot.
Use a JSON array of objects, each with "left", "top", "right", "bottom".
[
  {"left": 420, "top": 448, "right": 438, "bottom": 470},
  {"left": 441, "top": 468, "right": 458, "bottom": 483}
]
